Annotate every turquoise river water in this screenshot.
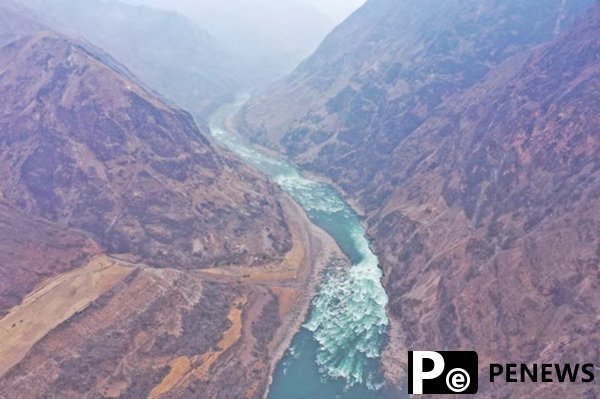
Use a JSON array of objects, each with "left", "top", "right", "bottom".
[{"left": 208, "top": 99, "right": 402, "bottom": 399}]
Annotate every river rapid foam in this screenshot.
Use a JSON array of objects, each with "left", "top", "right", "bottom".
[{"left": 208, "top": 98, "right": 390, "bottom": 394}]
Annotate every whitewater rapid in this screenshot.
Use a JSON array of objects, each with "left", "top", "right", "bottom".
[{"left": 208, "top": 98, "right": 389, "bottom": 394}]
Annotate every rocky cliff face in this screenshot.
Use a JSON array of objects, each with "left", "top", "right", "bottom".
[
  {"left": 238, "top": 1, "right": 600, "bottom": 397},
  {"left": 0, "top": 31, "right": 315, "bottom": 398},
  {"left": 371, "top": 8, "right": 600, "bottom": 398}
]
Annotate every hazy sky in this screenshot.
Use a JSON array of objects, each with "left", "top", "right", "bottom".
[
  {"left": 311, "top": 0, "right": 366, "bottom": 22},
  {"left": 122, "top": 0, "right": 366, "bottom": 23}
]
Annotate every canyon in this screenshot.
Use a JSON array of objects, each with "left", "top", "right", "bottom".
[
  {"left": 0, "top": 0, "right": 599, "bottom": 398},
  {"left": 0, "top": 27, "right": 335, "bottom": 399},
  {"left": 238, "top": 1, "right": 600, "bottom": 397}
]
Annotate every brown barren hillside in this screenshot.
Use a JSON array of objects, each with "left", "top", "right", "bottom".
[
  {"left": 371, "top": 7, "right": 600, "bottom": 398},
  {"left": 0, "top": 202, "right": 100, "bottom": 317},
  {"left": 0, "top": 32, "right": 291, "bottom": 269},
  {"left": 0, "top": 30, "right": 342, "bottom": 398},
  {"left": 0, "top": 194, "right": 339, "bottom": 399}
]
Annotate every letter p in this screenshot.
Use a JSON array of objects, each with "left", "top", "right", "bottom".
[{"left": 410, "top": 351, "right": 445, "bottom": 394}]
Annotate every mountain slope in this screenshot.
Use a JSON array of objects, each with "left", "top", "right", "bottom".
[
  {"left": 0, "top": 202, "right": 100, "bottom": 318},
  {"left": 237, "top": 1, "right": 600, "bottom": 397},
  {"left": 238, "top": 0, "right": 595, "bottom": 194},
  {"left": 0, "top": 32, "right": 291, "bottom": 269},
  {"left": 368, "top": 7, "right": 600, "bottom": 397},
  {"left": 0, "top": 31, "right": 335, "bottom": 399}
]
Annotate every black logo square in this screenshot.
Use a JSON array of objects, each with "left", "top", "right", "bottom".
[{"left": 408, "top": 351, "right": 479, "bottom": 394}]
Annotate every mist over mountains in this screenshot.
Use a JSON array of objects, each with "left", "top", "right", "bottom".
[
  {"left": 121, "top": 0, "right": 337, "bottom": 73},
  {"left": 0, "top": 0, "right": 598, "bottom": 398},
  {"left": 23, "top": 0, "right": 241, "bottom": 115},
  {"left": 20, "top": 0, "right": 359, "bottom": 116}
]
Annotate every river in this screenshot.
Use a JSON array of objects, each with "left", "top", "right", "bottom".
[{"left": 208, "top": 98, "right": 401, "bottom": 399}]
